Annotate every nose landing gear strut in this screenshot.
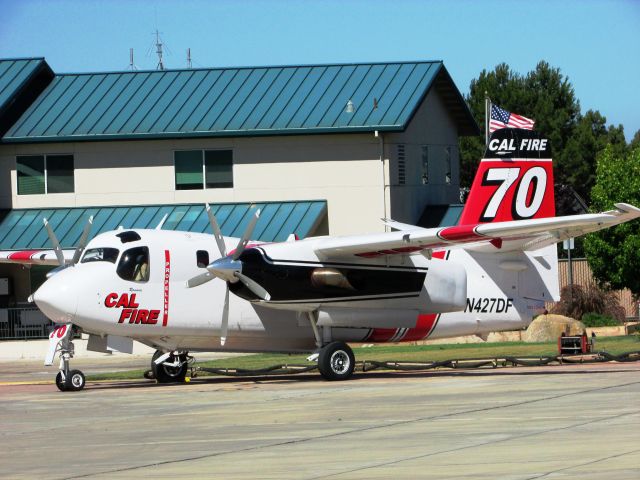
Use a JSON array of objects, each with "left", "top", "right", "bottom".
[{"left": 46, "top": 324, "right": 86, "bottom": 392}]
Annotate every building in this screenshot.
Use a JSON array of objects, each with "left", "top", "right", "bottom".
[{"left": 0, "top": 57, "right": 478, "bottom": 337}]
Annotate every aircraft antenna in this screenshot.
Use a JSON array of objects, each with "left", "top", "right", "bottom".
[{"left": 187, "top": 48, "right": 192, "bottom": 69}]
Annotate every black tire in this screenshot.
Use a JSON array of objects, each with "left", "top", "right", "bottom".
[
  {"left": 318, "top": 341, "right": 355, "bottom": 381},
  {"left": 152, "top": 351, "right": 188, "bottom": 383},
  {"left": 65, "top": 370, "right": 86, "bottom": 391},
  {"left": 55, "top": 372, "right": 67, "bottom": 391}
]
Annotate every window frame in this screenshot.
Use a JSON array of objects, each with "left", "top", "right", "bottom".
[
  {"left": 16, "top": 153, "right": 75, "bottom": 195},
  {"left": 174, "top": 149, "right": 233, "bottom": 190}
]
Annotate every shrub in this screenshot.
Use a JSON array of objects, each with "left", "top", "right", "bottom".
[
  {"left": 581, "top": 312, "right": 620, "bottom": 328},
  {"left": 551, "top": 284, "right": 625, "bottom": 323}
]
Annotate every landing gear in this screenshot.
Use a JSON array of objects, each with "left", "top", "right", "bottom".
[
  {"left": 306, "top": 311, "right": 356, "bottom": 381},
  {"left": 56, "top": 370, "right": 86, "bottom": 391},
  {"left": 48, "top": 325, "right": 86, "bottom": 392},
  {"left": 318, "top": 341, "right": 355, "bottom": 381},
  {"left": 151, "top": 350, "right": 191, "bottom": 383}
]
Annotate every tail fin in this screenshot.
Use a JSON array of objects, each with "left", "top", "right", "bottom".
[{"left": 460, "top": 129, "right": 555, "bottom": 225}]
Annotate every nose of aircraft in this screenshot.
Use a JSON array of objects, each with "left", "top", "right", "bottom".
[{"left": 33, "top": 270, "right": 78, "bottom": 323}]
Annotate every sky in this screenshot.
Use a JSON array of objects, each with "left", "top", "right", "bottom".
[{"left": 1, "top": 0, "right": 638, "bottom": 139}]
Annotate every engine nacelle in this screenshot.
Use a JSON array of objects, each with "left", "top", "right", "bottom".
[{"left": 419, "top": 258, "right": 467, "bottom": 313}]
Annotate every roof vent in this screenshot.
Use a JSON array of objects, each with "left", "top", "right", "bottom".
[
  {"left": 116, "top": 231, "right": 141, "bottom": 243},
  {"left": 345, "top": 99, "right": 354, "bottom": 114}
]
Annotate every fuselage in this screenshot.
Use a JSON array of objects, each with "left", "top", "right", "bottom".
[{"left": 33, "top": 228, "right": 548, "bottom": 353}]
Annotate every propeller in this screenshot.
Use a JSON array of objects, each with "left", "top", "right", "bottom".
[
  {"left": 44, "top": 216, "right": 94, "bottom": 278},
  {"left": 186, "top": 204, "right": 271, "bottom": 345}
]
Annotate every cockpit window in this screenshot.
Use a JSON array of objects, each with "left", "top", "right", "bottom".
[
  {"left": 81, "top": 248, "right": 119, "bottom": 264},
  {"left": 116, "top": 246, "right": 150, "bottom": 282}
]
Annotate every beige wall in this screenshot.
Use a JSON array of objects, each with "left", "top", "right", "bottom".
[
  {"left": 0, "top": 88, "right": 464, "bottom": 236},
  {"left": 386, "top": 87, "right": 461, "bottom": 224},
  {"left": 0, "top": 133, "right": 387, "bottom": 235}
]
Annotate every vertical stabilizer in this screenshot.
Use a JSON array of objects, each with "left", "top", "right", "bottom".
[{"left": 460, "top": 129, "right": 555, "bottom": 225}]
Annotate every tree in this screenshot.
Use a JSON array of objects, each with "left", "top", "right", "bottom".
[
  {"left": 459, "top": 62, "right": 623, "bottom": 203},
  {"left": 630, "top": 129, "right": 640, "bottom": 150},
  {"left": 584, "top": 144, "right": 640, "bottom": 296}
]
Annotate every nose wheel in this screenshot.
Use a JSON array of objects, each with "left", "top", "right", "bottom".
[{"left": 49, "top": 326, "right": 86, "bottom": 392}]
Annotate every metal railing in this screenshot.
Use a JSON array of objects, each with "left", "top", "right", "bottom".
[{"left": 0, "top": 307, "right": 54, "bottom": 340}]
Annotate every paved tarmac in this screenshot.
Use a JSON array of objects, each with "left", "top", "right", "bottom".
[{"left": 0, "top": 361, "right": 639, "bottom": 479}]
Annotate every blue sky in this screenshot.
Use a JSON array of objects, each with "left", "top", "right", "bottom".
[{"left": 1, "top": 0, "right": 638, "bottom": 139}]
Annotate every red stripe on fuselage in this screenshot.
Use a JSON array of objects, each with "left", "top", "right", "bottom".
[
  {"left": 401, "top": 313, "right": 440, "bottom": 342},
  {"left": 163, "top": 250, "right": 170, "bottom": 327},
  {"left": 366, "top": 328, "right": 397, "bottom": 342}
]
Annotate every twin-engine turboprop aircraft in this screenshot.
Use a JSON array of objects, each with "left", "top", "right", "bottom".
[{"left": 2, "top": 129, "right": 639, "bottom": 390}]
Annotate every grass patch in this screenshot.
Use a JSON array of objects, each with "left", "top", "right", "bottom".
[{"left": 86, "top": 335, "right": 639, "bottom": 381}]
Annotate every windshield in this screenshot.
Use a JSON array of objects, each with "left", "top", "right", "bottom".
[
  {"left": 116, "top": 246, "right": 150, "bottom": 282},
  {"left": 81, "top": 247, "right": 119, "bottom": 264}
]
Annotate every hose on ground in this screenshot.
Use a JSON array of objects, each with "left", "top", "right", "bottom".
[{"left": 191, "top": 350, "right": 640, "bottom": 378}]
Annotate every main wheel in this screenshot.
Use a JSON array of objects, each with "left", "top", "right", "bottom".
[
  {"left": 66, "top": 370, "right": 86, "bottom": 391},
  {"left": 55, "top": 372, "right": 67, "bottom": 391},
  {"left": 318, "top": 341, "right": 355, "bottom": 381},
  {"left": 152, "top": 351, "right": 188, "bottom": 383}
]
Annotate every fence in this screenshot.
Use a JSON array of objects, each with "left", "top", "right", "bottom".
[
  {"left": 0, "top": 307, "right": 55, "bottom": 340},
  {"left": 553, "top": 258, "right": 638, "bottom": 318}
]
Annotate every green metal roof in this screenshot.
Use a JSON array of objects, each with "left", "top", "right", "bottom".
[
  {"left": 2, "top": 61, "right": 478, "bottom": 143},
  {"left": 0, "top": 58, "right": 54, "bottom": 136},
  {"left": 0, "top": 201, "right": 326, "bottom": 250}
]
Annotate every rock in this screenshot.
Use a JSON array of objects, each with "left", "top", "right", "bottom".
[{"left": 524, "top": 314, "right": 586, "bottom": 342}]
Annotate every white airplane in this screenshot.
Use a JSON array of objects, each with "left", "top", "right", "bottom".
[{"left": 1, "top": 129, "right": 638, "bottom": 391}]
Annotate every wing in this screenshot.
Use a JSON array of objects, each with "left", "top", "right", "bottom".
[
  {"left": 0, "top": 249, "right": 76, "bottom": 266},
  {"left": 314, "top": 203, "right": 640, "bottom": 259}
]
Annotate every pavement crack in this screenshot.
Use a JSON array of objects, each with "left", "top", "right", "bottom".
[
  {"left": 305, "top": 410, "right": 640, "bottom": 479},
  {"left": 523, "top": 447, "right": 640, "bottom": 479}
]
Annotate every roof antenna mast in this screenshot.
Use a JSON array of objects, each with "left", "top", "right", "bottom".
[
  {"left": 187, "top": 47, "right": 192, "bottom": 69},
  {"left": 154, "top": 29, "right": 165, "bottom": 70},
  {"left": 128, "top": 48, "right": 138, "bottom": 71}
]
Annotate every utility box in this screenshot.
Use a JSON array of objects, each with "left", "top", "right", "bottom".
[
  {"left": 558, "top": 333, "right": 591, "bottom": 355},
  {"left": 0, "top": 278, "right": 9, "bottom": 296}
]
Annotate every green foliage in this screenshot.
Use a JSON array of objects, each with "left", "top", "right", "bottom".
[
  {"left": 584, "top": 145, "right": 640, "bottom": 296},
  {"left": 460, "top": 62, "right": 627, "bottom": 203},
  {"left": 581, "top": 312, "right": 620, "bottom": 328},
  {"left": 551, "top": 283, "right": 625, "bottom": 322}
]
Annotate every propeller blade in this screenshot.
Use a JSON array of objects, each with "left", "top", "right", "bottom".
[
  {"left": 206, "top": 203, "right": 227, "bottom": 258},
  {"left": 43, "top": 219, "right": 65, "bottom": 266},
  {"left": 186, "top": 271, "right": 214, "bottom": 288},
  {"left": 71, "top": 216, "right": 94, "bottom": 265},
  {"left": 232, "top": 209, "right": 260, "bottom": 261},
  {"left": 220, "top": 287, "right": 229, "bottom": 346},
  {"left": 235, "top": 272, "right": 271, "bottom": 301}
]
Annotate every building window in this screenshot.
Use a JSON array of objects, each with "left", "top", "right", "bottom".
[
  {"left": 175, "top": 150, "right": 233, "bottom": 190},
  {"left": 16, "top": 154, "right": 74, "bottom": 195},
  {"left": 421, "top": 146, "right": 429, "bottom": 184},
  {"left": 444, "top": 146, "right": 452, "bottom": 185}
]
